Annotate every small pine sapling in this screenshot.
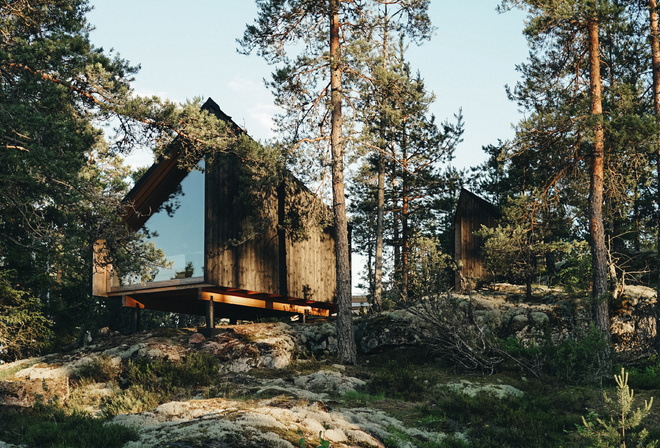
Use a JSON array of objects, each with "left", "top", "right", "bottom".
[{"left": 579, "top": 368, "right": 657, "bottom": 448}]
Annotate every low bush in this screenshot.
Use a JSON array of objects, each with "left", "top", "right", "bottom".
[
  {"left": 384, "top": 426, "right": 463, "bottom": 448},
  {"left": 420, "top": 386, "right": 590, "bottom": 448},
  {"left": 624, "top": 357, "right": 660, "bottom": 390},
  {"left": 0, "top": 405, "right": 138, "bottom": 448},
  {"left": 410, "top": 293, "right": 504, "bottom": 373},
  {"left": 578, "top": 368, "right": 658, "bottom": 447},
  {"left": 124, "top": 351, "right": 220, "bottom": 393},
  {"left": 75, "top": 354, "right": 120, "bottom": 383},
  {"left": 503, "top": 326, "right": 610, "bottom": 385},
  {"left": 102, "top": 384, "right": 160, "bottom": 417}
]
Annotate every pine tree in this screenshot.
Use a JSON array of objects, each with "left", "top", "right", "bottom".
[
  {"left": 239, "top": 0, "right": 432, "bottom": 364},
  {"left": 0, "top": 0, "right": 245, "bottom": 346},
  {"left": 499, "top": 0, "right": 646, "bottom": 342}
]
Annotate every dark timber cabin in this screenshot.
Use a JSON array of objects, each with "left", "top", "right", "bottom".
[
  {"left": 93, "top": 98, "right": 337, "bottom": 332},
  {"left": 454, "top": 188, "right": 500, "bottom": 291}
]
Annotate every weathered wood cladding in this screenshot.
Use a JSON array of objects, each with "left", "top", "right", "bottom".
[
  {"left": 205, "top": 155, "right": 336, "bottom": 303},
  {"left": 285, "top": 230, "right": 336, "bottom": 302},
  {"left": 454, "top": 189, "right": 500, "bottom": 290},
  {"left": 205, "top": 155, "right": 280, "bottom": 296},
  {"left": 281, "top": 177, "right": 336, "bottom": 303}
]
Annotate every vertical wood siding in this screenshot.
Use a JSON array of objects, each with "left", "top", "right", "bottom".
[
  {"left": 205, "top": 157, "right": 336, "bottom": 303},
  {"left": 454, "top": 189, "right": 500, "bottom": 288}
]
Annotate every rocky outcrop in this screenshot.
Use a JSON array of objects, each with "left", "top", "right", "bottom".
[
  {"left": 610, "top": 285, "right": 657, "bottom": 358},
  {"left": 0, "top": 324, "right": 301, "bottom": 408},
  {"left": 199, "top": 323, "right": 297, "bottom": 373},
  {"left": 350, "top": 284, "right": 658, "bottom": 356},
  {"left": 110, "top": 397, "right": 450, "bottom": 448}
]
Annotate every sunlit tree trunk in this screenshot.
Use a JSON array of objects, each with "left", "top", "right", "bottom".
[
  {"left": 587, "top": 17, "right": 610, "bottom": 340},
  {"left": 401, "top": 118, "right": 409, "bottom": 302},
  {"left": 374, "top": 155, "right": 385, "bottom": 310},
  {"left": 329, "top": 0, "right": 356, "bottom": 364},
  {"left": 373, "top": 9, "right": 389, "bottom": 312},
  {"left": 649, "top": 0, "right": 660, "bottom": 349}
]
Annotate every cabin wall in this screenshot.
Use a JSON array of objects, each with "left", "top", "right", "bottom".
[
  {"left": 285, "top": 229, "right": 336, "bottom": 302},
  {"left": 205, "top": 159, "right": 336, "bottom": 303},
  {"left": 454, "top": 191, "right": 499, "bottom": 290},
  {"left": 92, "top": 239, "right": 111, "bottom": 297},
  {"left": 205, "top": 156, "right": 280, "bottom": 295},
  {"left": 280, "top": 178, "right": 336, "bottom": 303}
]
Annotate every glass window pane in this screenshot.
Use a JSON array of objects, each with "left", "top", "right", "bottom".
[{"left": 126, "top": 163, "right": 205, "bottom": 284}]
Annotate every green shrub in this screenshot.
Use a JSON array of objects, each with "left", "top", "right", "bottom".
[
  {"left": 102, "top": 384, "right": 160, "bottom": 417},
  {"left": 504, "top": 326, "right": 609, "bottom": 384},
  {"left": 625, "top": 357, "right": 660, "bottom": 390},
  {"left": 554, "top": 246, "right": 592, "bottom": 291},
  {"left": 0, "top": 270, "right": 53, "bottom": 362},
  {"left": 75, "top": 354, "right": 120, "bottom": 383},
  {"left": 579, "top": 368, "right": 658, "bottom": 447},
  {"left": 422, "top": 386, "right": 588, "bottom": 447},
  {"left": 124, "top": 351, "right": 220, "bottom": 393},
  {"left": 0, "top": 406, "right": 138, "bottom": 448}
]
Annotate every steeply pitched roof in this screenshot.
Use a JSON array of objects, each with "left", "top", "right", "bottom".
[{"left": 454, "top": 188, "right": 500, "bottom": 224}]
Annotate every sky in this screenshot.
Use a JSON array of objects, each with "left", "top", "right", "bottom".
[
  {"left": 87, "top": 1, "right": 531, "bottom": 293},
  {"left": 87, "top": 1, "right": 530, "bottom": 169}
]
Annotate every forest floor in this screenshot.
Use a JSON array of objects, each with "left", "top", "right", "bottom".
[{"left": 1, "top": 288, "right": 660, "bottom": 447}]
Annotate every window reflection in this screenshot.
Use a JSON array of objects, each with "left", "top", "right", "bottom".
[{"left": 126, "top": 163, "right": 205, "bottom": 284}]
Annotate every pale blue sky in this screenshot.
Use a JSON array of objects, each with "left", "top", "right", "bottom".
[{"left": 88, "top": 1, "right": 529, "bottom": 170}]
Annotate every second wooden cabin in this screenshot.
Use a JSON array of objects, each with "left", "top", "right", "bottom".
[{"left": 454, "top": 188, "right": 500, "bottom": 291}]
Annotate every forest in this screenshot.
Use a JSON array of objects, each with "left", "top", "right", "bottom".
[
  {"left": 3, "top": 0, "right": 660, "bottom": 399},
  {"left": 8, "top": 0, "right": 660, "bottom": 446}
]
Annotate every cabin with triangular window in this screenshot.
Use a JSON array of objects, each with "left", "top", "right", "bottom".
[{"left": 92, "top": 99, "right": 338, "bottom": 333}]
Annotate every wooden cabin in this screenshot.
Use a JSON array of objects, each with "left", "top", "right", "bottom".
[
  {"left": 93, "top": 98, "right": 337, "bottom": 332},
  {"left": 454, "top": 188, "right": 500, "bottom": 291}
]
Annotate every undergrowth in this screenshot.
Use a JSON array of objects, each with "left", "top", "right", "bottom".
[
  {"left": 3, "top": 314, "right": 660, "bottom": 448},
  {"left": 623, "top": 356, "right": 660, "bottom": 390},
  {"left": 123, "top": 351, "right": 220, "bottom": 393},
  {"left": 361, "top": 355, "right": 600, "bottom": 447},
  {"left": 0, "top": 401, "right": 138, "bottom": 448},
  {"left": 502, "top": 325, "right": 610, "bottom": 384}
]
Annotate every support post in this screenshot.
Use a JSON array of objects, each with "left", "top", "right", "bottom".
[
  {"left": 131, "top": 306, "right": 140, "bottom": 334},
  {"left": 206, "top": 295, "right": 215, "bottom": 330}
]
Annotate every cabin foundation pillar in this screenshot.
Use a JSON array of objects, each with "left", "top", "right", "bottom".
[
  {"left": 131, "top": 306, "right": 140, "bottom": 334},
  {"left": 206, "top": 295, "right": 215, "bottom": 330}
]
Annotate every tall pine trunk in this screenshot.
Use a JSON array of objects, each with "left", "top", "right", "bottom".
[
  {"left": 329, "top": 0, "right": 356, "bottom": 364},
  {"left": 374, "top": 154, "right": 385, "bottom": 310},
  {"left": 587, "top": 18, "right": 610, "bottom": 341},
  {"left": 401, "top": 118, "right": 409, "bottom": 302},
  {"left": 373, "top": 10, "right": 389, "bottom": 312},
  {"left": 649, "top": 0, "right": 660, "bottom": 350}
]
